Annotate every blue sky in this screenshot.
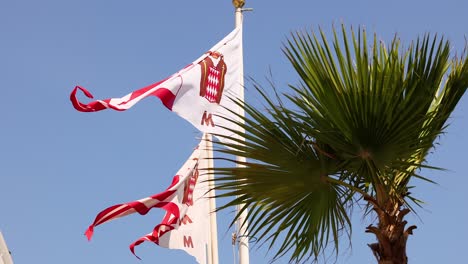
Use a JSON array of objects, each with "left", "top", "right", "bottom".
[{"left": 1, "top": 0, "right": 467, "bottom": 263}]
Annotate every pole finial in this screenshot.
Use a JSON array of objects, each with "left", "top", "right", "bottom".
[{"left": 232, "top": 0, "right": 245, "bottom": 8}]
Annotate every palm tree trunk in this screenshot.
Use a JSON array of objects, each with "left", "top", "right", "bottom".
[{"left": 364, "top": 196, "right": 417, "bottom": 264}]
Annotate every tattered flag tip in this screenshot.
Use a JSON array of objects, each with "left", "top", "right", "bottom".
[{"left": 85, "top": 226, "right": 94, "bottom": 241}]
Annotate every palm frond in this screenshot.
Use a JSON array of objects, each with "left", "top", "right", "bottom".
[
  {"left": 213, "top": 93, "right": 353, "bottom": 262},
  {"left": 212, "top": 25, "right": 468, "bottom": 262}
]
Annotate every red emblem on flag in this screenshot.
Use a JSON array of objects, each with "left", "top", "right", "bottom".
[
  {"left": 182, "top": 160, "right": 199, "bottom": 206},
  {"left": 199, "top": 51, "right": 227, "bottom": 104}
]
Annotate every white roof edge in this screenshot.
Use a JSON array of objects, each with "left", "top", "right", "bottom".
[{"left": 0, "top": 231, "right": 14, "bottom": 264}]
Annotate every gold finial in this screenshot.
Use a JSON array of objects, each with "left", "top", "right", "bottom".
[{"left": 232, "top": 0, "right": 245, "bottom": 8}]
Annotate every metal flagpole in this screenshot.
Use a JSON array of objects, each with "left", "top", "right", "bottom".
[
  {"left": 205, "top": 133, "right": 219, "bottom": 264},
  {"left": 233, "top": 1, "right": 252, "bottom": 264}
]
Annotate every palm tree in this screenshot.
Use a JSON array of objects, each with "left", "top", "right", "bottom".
[{"left": 212, "top": 26, "right": 468, "bottom": 263}]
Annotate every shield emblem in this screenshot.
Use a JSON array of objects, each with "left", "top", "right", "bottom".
[
  {"left": 198, "top": 51, "right": 227, "bottom": 104},
  {"left": 182, "top": 162, "right": 199, "bottom": 206}
]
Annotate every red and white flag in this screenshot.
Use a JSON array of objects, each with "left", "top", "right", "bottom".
[
  {"left": 85, "top": 137, "right": 215, "bottom": 263},
  {"left": 70, "top": 28, "right": 242, "bottom": 141}
]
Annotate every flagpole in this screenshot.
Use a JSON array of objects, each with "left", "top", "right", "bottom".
[
  {"left": 233, "top": 1, "right": 250, "bottom": 264},
  {"left": 205, "top": 133, "right": 219, "bottom": 264}
]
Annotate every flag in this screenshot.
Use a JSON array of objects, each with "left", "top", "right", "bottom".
[
  {"left": 70, "top": 28, "right": 242, "bottom": 142},
  {"left": 85, "top": 137, "right": 214, "bottom": 264}
]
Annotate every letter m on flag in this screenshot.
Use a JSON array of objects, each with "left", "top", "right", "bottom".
[
  {"left": 183, "top": 236, "right": 194, "bottom": 248},
  {"left": 201, "top": 111, "right": 215, "bottom": 127}
]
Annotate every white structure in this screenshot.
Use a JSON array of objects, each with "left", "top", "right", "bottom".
[{"left": 0, "top": 232, "right": 13, "bottom": 264}]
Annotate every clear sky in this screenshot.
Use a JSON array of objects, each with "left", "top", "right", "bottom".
[{"left": 1, "top": 0, "right": 467, "bottom": 263}]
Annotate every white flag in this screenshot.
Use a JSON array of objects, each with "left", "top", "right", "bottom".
[
  {"left": 85, "top": 137, "right": 215, "bottom": 264},
  {"left": 70, "top": 28, "right": 243, "bottom": 142},
  {"left": 156, "top": 138, "right": 213, "bottom": 264}
]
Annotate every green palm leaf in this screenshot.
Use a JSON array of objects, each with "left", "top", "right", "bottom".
[
  {"left": 213, "top": 92, "right": 353, "bottom": 262},
  {"left": 212, "top": 25, "right": 468, "bottom": 263}
]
